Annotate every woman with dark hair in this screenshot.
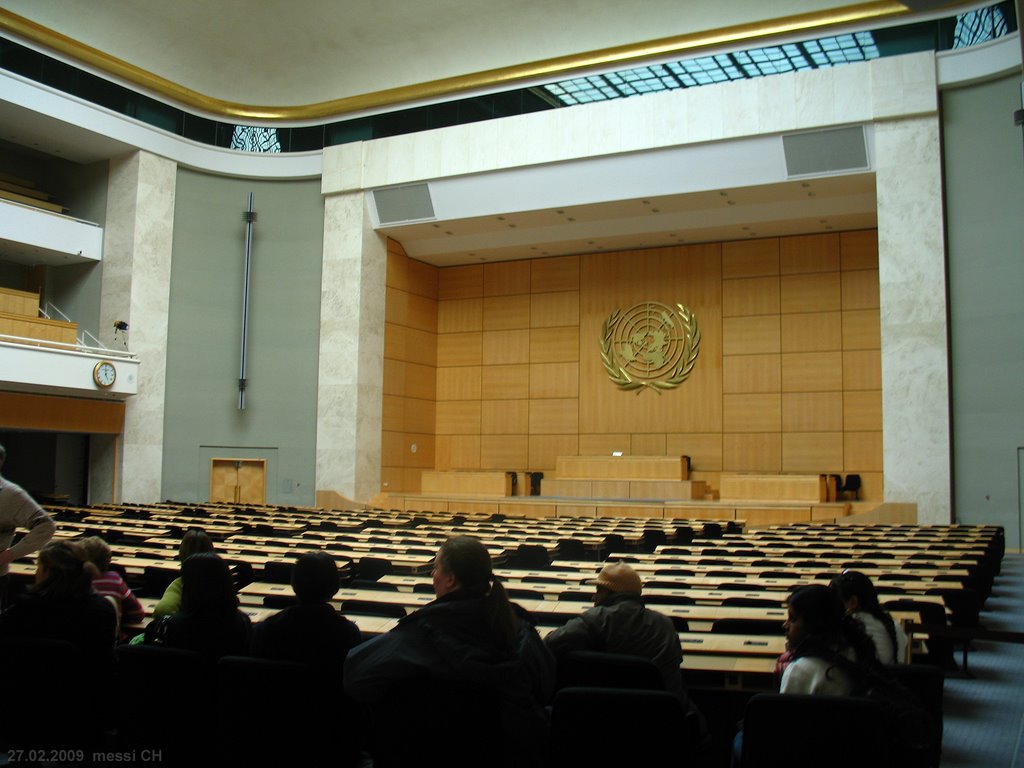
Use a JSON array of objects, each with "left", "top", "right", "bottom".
[
  {"left": 144, "top": 552, "right": 251, "bottom": 659},
  {"left": 344, "top": 535, "right": 555, "bottom": 766},
  {"left": 780, "top": 585, "right": 878, "bottom": 695},
  {"left": 152, "top": 527, "right": 215, "bottom": 617},
  {"left": 0, "top": 541, "right": 116, "bottom": 664},
  {"left": 831, "top": 570, "right": 908, "bottom": 665}
]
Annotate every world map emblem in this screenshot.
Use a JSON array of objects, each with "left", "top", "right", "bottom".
[{"left": 600, "top": 302, "right": 701, "bottom": 393}]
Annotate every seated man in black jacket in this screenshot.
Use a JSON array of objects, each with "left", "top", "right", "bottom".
[{"left": 252, "top": 552, "right": 361, "bottom": 678}]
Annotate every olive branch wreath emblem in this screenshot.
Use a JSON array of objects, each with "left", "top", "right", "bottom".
[{"left": 600, "top": 302, "right": 701, "bottom": 394}]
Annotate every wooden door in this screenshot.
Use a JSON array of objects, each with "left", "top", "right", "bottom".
[{"left": 210, "top": 458, "right": 266, "bottom": 504}]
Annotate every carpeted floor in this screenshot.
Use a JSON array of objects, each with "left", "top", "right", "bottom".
[{"left": 941, "top": 553, "right": 1024, "bottom": 768}]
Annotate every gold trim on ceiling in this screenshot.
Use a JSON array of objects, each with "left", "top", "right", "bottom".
[{"left": 0, "top": 3, "right": 952, "bottom": 122}]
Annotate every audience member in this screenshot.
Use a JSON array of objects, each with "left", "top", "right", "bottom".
[
  {"left": 344, "top": 535, "right": 555, "bottom": 766},
  {"left": 0, "top": 541, "right": 116, "bottom": 667},
  {"left": 152, "top": 527, "right": 215, "bottom": 617},
  {"left": 0, "top": 443, "right": 56, "bottom": 606},
  {"left": 780, "top": 585, "right": 878, "bottom": 695},
  {"left": 544, "top": 561, "right": 708, "bottom": 750},
  {"left": 78, "top": 535, "right": 145, "bottom": 636},
  {"left": 251, "top": 552, "right": 361, "bottom": 677},
  {"left": 831, "top": 570, "right": 908, "bottom": 665},
  {"left": 144, "top": 552, "right": 251, "bottom": 659}
]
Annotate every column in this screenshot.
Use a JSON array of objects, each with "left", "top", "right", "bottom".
[
  {"left": 316, "top": 191, "right": 387, "bottom": 502},
  {"left": 97, "top": 151, "right": 176, "bottom": 503}
]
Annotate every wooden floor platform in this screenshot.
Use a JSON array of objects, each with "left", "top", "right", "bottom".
[{"left": 382, "top": 492, "right": 853, "bottom": 527}]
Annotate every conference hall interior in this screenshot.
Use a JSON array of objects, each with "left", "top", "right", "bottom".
[{"left": 0, "top": 1, "right": 1021, "bottom": 766}]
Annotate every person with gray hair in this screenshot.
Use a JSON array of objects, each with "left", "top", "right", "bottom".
[{"left": 0, "top": 443, "right": 56, "bottom": 581}]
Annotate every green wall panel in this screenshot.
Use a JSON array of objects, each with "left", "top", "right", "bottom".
[{"left": 162, "top": 170, "right": 324, "bottom": 505}]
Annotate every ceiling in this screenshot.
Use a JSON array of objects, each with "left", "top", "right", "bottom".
[{"left": 0, "top": 0, "right": 907, "bottom": 268}]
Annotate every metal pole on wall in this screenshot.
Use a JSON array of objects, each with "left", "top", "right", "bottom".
[{"left": 239, "top": 192, "right": 256, "bottom": 410}]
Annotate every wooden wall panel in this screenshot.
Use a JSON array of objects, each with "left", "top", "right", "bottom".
[
  {"left": 531, "top": 291, "right": 579, "bottom": 328},
  {"left": 842, "top": 270, "right": 880, "bottom": 309},
  {"left": 436, "top": 401, "right": 482, "bottom": 434},
  {"left": 842, "top": 350, "right": 882, "bottom": 390},
  {"left": 780, "top": 311, "right": 841, "bottom": 352},
  {"left": 483, "top": 295, "right": 530, "bottom": 330},
  {"left": 384, "top": 324, "right": 437, "bottom": 367},
  {"left": 579, "top": 434, "right": 631, "bottom": 455},
  {"left": 387, "top": 247, "right": 438, "bottom": 298},
  {"left": 723, "top": 276, "right": 780, "bottom": 317},
  {"left": 780, "top": 233, "right": 841, "bottom": 274},
  {"left": 436, "top": 367, "right": 482, "bottom": 400},
  {"left": 723, "top": 354, "right": 780, "bottom": 393},
  {"left": 529, "top": 435, "right": 579, "bottom": 472},
  {"left": 382, "top": 396, "right": 435, "bottom": 434},
  {"left": 413, "top": 229, "right": 884, "bottom": 501},
  {"left": 0, "top": 392, "right": 124, "bottom": 434},
  {"left": 484, "top": 260, "right": 531, "bottom": 296},
  {"left": 631, "top": 433, "right": 666, "bottom": 455},
  {"left": 529, "top": 399, "right": 579, "bottom": 434},
  {"left": 438, "top": 298, "right": 482, "bottom": 333},
  {"left": 723, "top": 433, "right": 782, "bottom": 472},
  {"left": 482, "top": 329, "right": 529, "bottom": 365},
  {"left": 437, "top": 332, "right": 483, "bottom": 366},
  {"left": 780, "top": 272, "right": 841, "bottom": 313},
  {"left": 481, "top": 400, "right": 529, "bottom": 434},
  {"left": 666, "top": 434, "right": 723, "bottom": 471},
  {"left": 383, "top": 360, "right": 437, "bottom": 400},
  {"left": 529, "top": 362, "right": 579, "bottom": 399},
  {"left": 438, "top": 264, "right": 483, "bottom": 299},
  {"left": 843, "top": 391, "right": 882, "bottom": 431},
  {"left": 480, "top": 364, "right": 530, "bottom": 399},
  {"left": 781, "top": 351, "right": 843, "bottom": 392},
  {"left": 722, "top": 316, "right": 780, "bottom": 355},
  {"left": 531, "top": 255, "right": 580, "bottom": 293},
  {"left": 845, "top": 432, "right": 884, "bottom": 471},
  {"left": 435, "top": 435, "right": 480, "bottom": 469},
  {"left": 578, "top": 245, "right": 723, "bottom": 435},
  {"left": 783, "top": 432, "right": 844, "bottom": 472},
  {"left": 480, "top": 435, "right": 529, "bottom": 469},
  {"left": 842, "top": 310, "right": 881, "bottom": 349},
  {"left": 530, "top": 327, "right": 579, "bottom": 363},
  {"left": 724, "top": 394, "right": 782, "bottom": 432},
  {"left": 782, "top": 392, "right": 843, "bottom": 431},
  {"left": 722, "top": 238, "right": 779, "bottom": 279},
  {"left": 840, "top": 230, "right": 879, "bottom": 270}
]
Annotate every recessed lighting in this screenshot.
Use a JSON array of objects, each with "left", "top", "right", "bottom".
[
  {"left": 567, "top": 217, "right": 575, "bottom": 222},
  {"left": 497, "top": 216, "right": 506, "bottom": 221},
  {"left": 651, "top": 208, "right": 660, "bottom": 213},
  {"left": 727, "top": 200, "right": 736, "bottom": 206},
  {"left": 445, "top": 231, "right": 453, "bottom": 235}
]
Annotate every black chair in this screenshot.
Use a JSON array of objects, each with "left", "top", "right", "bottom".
[
  {"left": 740, "top": 693, "right": 895, "bottom": 768},
  {"left": 217, "top": 655, "right": 356, "bottom": 765},
  {"left": 340, "top": 599, "right": 407, "bottom": 618},
  {"left": 508, "top": 543, "right": 552, "bottom": 569},
  {"left": 115, "top": 644, "right": 217, "bottom": 761},
  {"left": 885, "top": 663, "right": 944, "bottom": 768},
  {"left": 640, "top": 529, "right": 667, "bottom": 553},
  {"left": 711, "top": 618, "right": 784, "bottom": 635},
  {"left": 261, "top": 560, "right": 294, "bottom": 584},
  {"left": 838, "top": 473, "right": 862, "bottom": 500},
  {"left": 142, "top": 564, "right": 179, "bottom": 598},
  {"left": 367, "top": 679, "right": 509, "bottom": 768},
  {"left": 0, "top": 638, "right": 102, "bottom": 749},
  {"left": 555, "top": 650, "right": 663, "bottom": 691},
  {"left": 550, "top": 687, "right": 691, "bottom": 767},
  {"left": 559, "top": 590, "right": 591, "bottom": 601},
  {"left": 506, "top": 587, "right": 545, "bottom": 600},
  {"left": 647, "top": 594, "right": 696, "bottom": 606},
  {"left": 262, "top": 594, "right": 298, "bottom": 609},
  {"left": 354, "top": 556, "right": 392, "bottom": 582},
  {"left": 722, "top": 596, "right": 782, "bottom": 608},
  {"left": 882, "top": 598, "right": 957, "bottom": 670},
  {"left": 556, "top": 538, "right": 587, "bottom": 560}
]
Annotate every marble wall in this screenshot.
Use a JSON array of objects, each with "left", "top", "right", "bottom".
[
  {"left": 316, "top": 192, "right": 387, "bottom": 501},
  {"left": 99, "top": 151, "right": 176, "bottom": 502}
]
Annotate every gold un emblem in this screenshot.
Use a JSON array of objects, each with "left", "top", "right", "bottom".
[{"left": 600, "top": 302, "right": 701, "bottom": 394}]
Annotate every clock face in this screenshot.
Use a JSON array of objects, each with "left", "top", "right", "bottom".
[{"left": 93, "top": 361, "right": 116, "bottom": 388}]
